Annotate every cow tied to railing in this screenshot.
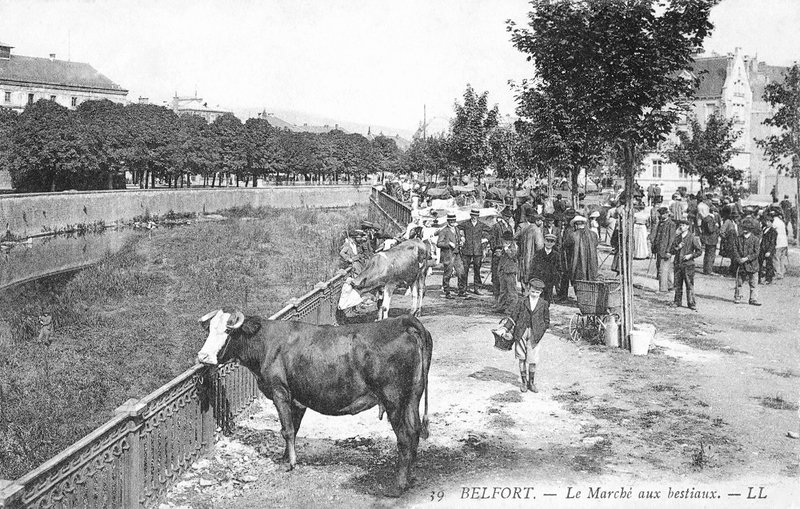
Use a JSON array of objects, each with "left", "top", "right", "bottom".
[{"left": 196, "top": 309, "right": 433, "bottom": 497}]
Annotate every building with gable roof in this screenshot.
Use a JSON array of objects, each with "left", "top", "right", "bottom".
[
  {"left": 171, "top": 93, "right": 231, "bottom": 123},
  {"left": 0, "top": 41, "right": 127, "bottom": 112}
]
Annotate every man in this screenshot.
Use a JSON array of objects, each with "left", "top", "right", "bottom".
[
  {"left": 670, "top": 219, "right": 703, "bottom": 310},
  {"left": 733, "top": 218, "right": 761, "bottom": 306},
  {"left": 339, "top": 230, "right": 364, "bottom": 274},
  {"left": 531, "top": 233, "right": 560, "bottom": 302},
  {"left": 651, "top": 207, "right": 676, "bottom": 292},
  {"left": 759, "top": 213, "right": 777, "bottom": 285},
  {"left": 489, "top": 209, "right": 513, "bottom": 302},
  {"left": 653, "top": 183, "right": 662, "bottom": 205},
  {"left": 510, "top": 278, "right": 550, "bottom": 393},
  {"left": 772, "top": 211, "right": 789, "bottom": 280},
  {"left": 563, "top": 215, "right": 599, "bottom": 287},
  {"left": 492, "top": 230, "right": 519, "bottom": 314},
  {"left": 647, "top": 183, "right": 656, "bottom": 207},
  {"left": 458, "top": 209, "right": 488, "bottom": 295},
  {"left": 699, "top": 204, "right": 720, "bottom": 275},
  {"left": 553, "top": 194, "right": 567, "bottom": 215},
  {"left": 436, "top": 213, "right": 462, "bottom": 299},
  {"left": 669, "top": 193, "right": 686, "bottom": 222},
  {"left": 516, "top": 212, "right": 545, "bottom": 290},
  {"left": 720, "top": 207, "right": 740, "bottom": 276}
]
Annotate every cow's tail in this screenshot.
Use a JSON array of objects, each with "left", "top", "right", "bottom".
[{"left": 403, "top": 315, "right": 432, "bottom": 440}]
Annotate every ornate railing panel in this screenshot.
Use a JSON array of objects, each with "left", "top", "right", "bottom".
[
  {"left": 0, "top": 270, "right": 349, "bottom": 508},
  {"left": 369, "top": 188, "right": 413, "bottom": 235}
]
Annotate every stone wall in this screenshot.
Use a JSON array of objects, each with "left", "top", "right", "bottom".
[{"left": 0, "top": 186, "right": 370, "bottom": 237}]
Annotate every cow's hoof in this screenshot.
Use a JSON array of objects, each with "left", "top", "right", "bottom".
[{"left": 285, "top": 463, "right": 295, "bottom": 472}]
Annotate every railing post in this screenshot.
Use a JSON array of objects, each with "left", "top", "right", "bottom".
[
  {"left": 314, "top": 282, "right": 328, "bottom": 324},
  {"left": 0, "top": 480, "right": 23, "bottom": 508},
  {"left": 115, "top": 398, "right": 146, "bottom": 509}
]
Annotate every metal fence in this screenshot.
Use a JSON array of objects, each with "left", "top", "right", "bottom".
[
  {"left": 0, "top": 270, "right": 349, "bottom": 509},
  {"left": 369, "top": 188, "right": 412, "bottom": 234}
]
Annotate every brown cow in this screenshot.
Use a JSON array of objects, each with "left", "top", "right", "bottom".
[
  {"left": 351, "top": 238, "right": 430, "bottom": 320},
  {"left": 196, "top": 310, "right": 433, "bottom": 496}
]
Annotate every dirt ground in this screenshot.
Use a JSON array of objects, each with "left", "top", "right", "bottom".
[{"left": 161, "top": 247, "right": 799, "bottom": 509}]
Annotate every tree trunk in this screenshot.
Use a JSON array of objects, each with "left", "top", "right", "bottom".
[
  {"left": 151, "top": 170, "right": 156, "bottom": 189},
  {"left": 620, "top": 141, "right": 637, "bottom": 350},
  {"left": 107, "top": 172, "right": 114, "bottom": 190},
  {"left": 211, "top": 173, "right": 217, "bottom": 188},
  {"left": 795, "top": 155, "right": 800, "bottom": 240},
  {"left": 571, "top": 168, "right": 580, "bottom": 209}
]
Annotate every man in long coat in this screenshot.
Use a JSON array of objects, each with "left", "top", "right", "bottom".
[
  {"left": 436, "top": 213, "right": 461, "bottom": 299},
  {"left": 489, "top": 209, "right": 513, "bottom": 301},
  {"left": 563, "top": 216, "right": 599, "bottom": 286},
  {"left": 458, "top": 209, "right": 489, "bottom": 295},
  {"left": 516, "top": 212, "right": 545, "bottom": 290},
  {"left": 531, "top": 233, "right": 560, "bottom": 302}
]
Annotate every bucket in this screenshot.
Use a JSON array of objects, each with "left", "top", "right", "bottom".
[
  {"left": 630, "top": 323, "right": 655, "bottom": 356},
  {"left": 603, "top": 314, "right": 620, "bottom": 348}
]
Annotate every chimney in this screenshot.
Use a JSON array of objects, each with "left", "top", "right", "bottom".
[
  {"left": 138, "top": 97, "right": 149, "bottom": 105},
  {"left": 335, "top": 123, "right": 339, "bottom": 130},
  {"left": 49, "top": 53, "right": 56, "bottom": 61}
]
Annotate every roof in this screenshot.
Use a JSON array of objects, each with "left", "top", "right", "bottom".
[
  {"left": 0, "top": 42, "right": 13, "bottom": 48},
  {"left": 0, "top": 54, "right": 126, "bottom": 92},
  {"left": 691, "top": 56, "right": 729, "bottom": 98},
  {"left": 748, "top": 61, "right": 788, "bottom": 102},
  {"left": 174, "top": 97, "right": 230, "bottom": 114}
]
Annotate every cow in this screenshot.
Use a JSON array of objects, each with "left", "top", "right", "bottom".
[
  {"left": 196, "top": 309, "right": 433, "bottom": 496},
  {"left": 351, "top": 238, "right": 430, "bottom": 320}
]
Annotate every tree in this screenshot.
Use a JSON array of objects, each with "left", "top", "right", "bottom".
[
  {"left": 210, "top": 113, "right": 246, "bottom": 186},
  {"left": 667, "top": 113, "right": 742, "bottom": 192},
  {"left": 509, "top": 0, "right": 716, "bottom": 346},
  {"left": 123, "top": 104, "right": 179, "bottom": 189},
  {"left": 0, "top": 108, "right": 18, "bottom": 180},
  {"left": 489, "top": 125, "right": 524, "bottom": 180},
  {"left": 449, "top": 84, "right": 499, "bottom": 181},
  {"left": 757, "top": 63, "right": 800, "bottom": 238},
  {"left": 6, "top": 100, "right": 84, "bottom": 192},
  {"left": 76, "top": 99, "right": 130, "bottom": 189}
]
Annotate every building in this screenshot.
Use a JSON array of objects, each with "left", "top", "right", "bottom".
[
  {"left": 0, "top": 41, "right": 128, "bottom": 112},
  {"left": 639, "top": 48, "right": 755, "bottom": 197},
  {"left": 171, "top": 93, "right": 231, "bottom": 123}
]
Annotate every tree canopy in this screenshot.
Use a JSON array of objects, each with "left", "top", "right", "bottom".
[
  {"left": 666, "top": 113, "right": 742, "bottom": 190},
  {"left": 448, "top": 84, "right": 499, "bottom": 180}
]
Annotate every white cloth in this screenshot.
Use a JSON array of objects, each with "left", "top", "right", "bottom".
[
  {"left": 633, "top": 223, "right": 650, "bottom": 259},
  {"left": 774, "top": 216, "right": 788, "bottom": 248}
]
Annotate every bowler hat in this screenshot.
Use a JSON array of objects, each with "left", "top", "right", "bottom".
[{"left": 658, "top": 206, "right": 669, "bottom": 214}]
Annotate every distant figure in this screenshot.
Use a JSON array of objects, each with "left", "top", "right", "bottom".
[{"left": 38, "top": 314, "right": 53, "bottom": 346}]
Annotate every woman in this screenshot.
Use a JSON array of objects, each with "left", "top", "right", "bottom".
[{"left": 632, "top": 204, "right": 651, "bottom": 260}]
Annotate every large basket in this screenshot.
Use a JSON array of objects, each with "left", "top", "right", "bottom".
[{"left": 574, "top": 279, "right": 622, "bottom": 315}]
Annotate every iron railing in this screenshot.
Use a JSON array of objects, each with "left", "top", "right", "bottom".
[
  {"left": 0, "top": 270, "right": 349, "bottom": 508},
  {"left": 369, "top": 188, "right": 412, "bottom": 234}
]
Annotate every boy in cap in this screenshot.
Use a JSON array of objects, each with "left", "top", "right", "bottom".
[
  {"left": 734, "top": 218, "right": 762, "bottom": 305},
  {"left": 510, "top": 277, "right": 550, "bottom": 393},
  {"left": 669, "top": 218, "right": 703, "bottom": 310},
  {"left": 492, "top": 230, "right": 519, "bottom": 314}
]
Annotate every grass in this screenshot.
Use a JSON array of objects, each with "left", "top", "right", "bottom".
[{"left": 0, "top": 204, "right": 366, "bottom": 479}]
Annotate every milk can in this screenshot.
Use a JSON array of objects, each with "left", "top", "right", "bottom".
[{"left": 604, "top": 314, "right": 619, "bottom": 348}]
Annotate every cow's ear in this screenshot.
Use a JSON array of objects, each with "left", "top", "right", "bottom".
[{"left": 240, "top": 316, "right": 262, "bottom": 336}]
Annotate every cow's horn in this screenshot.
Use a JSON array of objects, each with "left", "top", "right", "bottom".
[
  {"left": 198, "top": 309, "right": 221, "bottom": 323},
  {"left": 227, "top": 311, "right": 245, "bottom": 329}
]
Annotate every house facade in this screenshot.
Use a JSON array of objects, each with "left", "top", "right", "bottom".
[
  {"left": 171, "top": 94, "right": 231, "bottom": 123},
  {"left": 0, "top": 41, "right": 128, "bottom": 113}
]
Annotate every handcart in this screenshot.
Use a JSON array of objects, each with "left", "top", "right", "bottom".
[{"left": 568, "top": 278, "right": 621, "bottom": 344}]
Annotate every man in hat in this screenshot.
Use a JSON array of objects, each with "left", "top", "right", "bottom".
[
  {"left": 361, "top": 220, "right": 392, "bottom": 255},
  {"left": 670, "top": 218, "right": 703, "bottom": 310},
  {"left": 759, "top": 213, "right": 777, "bottom": 285},
  {"left": 553, "top": 194, "right": 567, "bottom": 215},
  {"left": 458, "top": 209, "right": 489, "bottom": 295},
  {"left": 532, "top": 233, "right": 560, "bottom": 302},
  {"left": 436, "top": 213, "right": 462, "bottom": 299},
  {"left": 733, "top": 218, "right": 762, "bottom": 305},
  {"left": 669, "top": 193, "right": 686, "bottom": 222},
  {"left": 516, "top": 213, "right": 545, "bottom": 291},
  {"left": 339, "top": 230, "right": 365, "bottom": 275},
  {"left": 510, "top": 277, "right": 550, "bottom": 393},
  {"left": 492, "top": 230, "right": 519, "bottom": 314},
  {"left": 699, "top": 202, "right": 720, "bottom": 275},
  {"left": 489, "top": 208, "right": 514, "bottom": 302},
  {"left": 651, "top": 206, "right": 676, "bottom": 292},
  {"left": 563, "top": 215, "right": 599, "bottom": 292}
]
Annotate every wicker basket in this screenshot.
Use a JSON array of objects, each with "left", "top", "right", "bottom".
[
  {"left": 574, "top": 279, "right": 622, "bottom": 314},
  {"left": 491, "top": 316, "right": 515, "bottom": 351}
]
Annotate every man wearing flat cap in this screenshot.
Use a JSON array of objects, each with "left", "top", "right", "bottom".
[
  {"left": 437, "top": 213, "right": 462, "bottom": 299},
  {"left": 531, "top": 232, "right": 560, "bottom": 302},
  {"left": 510, "top": 277, "right": 550, "bottom": 393},
  {"left": 733, "top": 218, "right": 762, "bottom": 305},
  {"left": 458, "top": 209, "right": 490, "bottom": 295},
  {"left": 669, "top": 218, "right": 703, "bottom": 310}
]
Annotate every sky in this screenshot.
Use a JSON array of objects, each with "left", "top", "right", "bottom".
[{"left": 0, "top": 0, "right": 797, "bottom": 136}]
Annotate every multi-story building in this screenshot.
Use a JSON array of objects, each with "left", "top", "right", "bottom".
[
  {"left": 171, "top": 93, "right": 231, "bottom": 123},
  {"left": 638, "top": 48, "right": 793, "bottom": 199},
  {"left": 0, "top": 41, "right": 128, "bottom": 112}
]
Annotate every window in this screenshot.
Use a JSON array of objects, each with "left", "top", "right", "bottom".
[
  {"left": 50, "top": 95, "right": 56, "bottom": 101},
  {"left": 679, "top": 167, "right": 689, "bottom": 179},
  {"left": 27, "top": 93, "right": 34, "bottom": 105},
  {"left": 3, "top": 91, "right": 9, "bottom": 102},
  {"left": 652, "top": 160, "right": 662, "bottom": 178},
  {"left": 71, "top": 97, "right": 77, "bottom": 107}
]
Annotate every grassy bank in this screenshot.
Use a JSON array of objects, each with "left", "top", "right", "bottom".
[{"left": 0, "top": 204, "right": 365, "bottom": 479}]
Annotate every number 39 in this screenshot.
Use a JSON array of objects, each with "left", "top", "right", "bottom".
[{"left": 430, "top": 490, "right": 444, "bottom": 502}]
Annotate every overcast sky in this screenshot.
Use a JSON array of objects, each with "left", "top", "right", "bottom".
[{"left": 0, "top": 0, "right": 797, "bottom": 134}]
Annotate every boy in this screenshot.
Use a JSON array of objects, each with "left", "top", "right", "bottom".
[
  {"left": 492, "top": 230, "right": 518, "bottom": 314},
  {"left": 510, "top": 278, "right": 550, "bottom": 393}
]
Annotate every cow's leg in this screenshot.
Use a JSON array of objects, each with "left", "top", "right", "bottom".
[
  {"left": 384, "top": 401, "right": 414, "bottom": 496},
  {"left": 410, "top": 281, "right": 418, "bottom": 316},
  {"left": 282, "top": 402, "right": 306, "bottom": 461},
  {"left": 272, "top": 386, "right": 298, "bottom": 471},
  {"left": 378, "top": 283, "right": 394, "bottom": 320}
]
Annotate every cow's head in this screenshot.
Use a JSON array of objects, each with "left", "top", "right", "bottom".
[{"left": 196, "top": 309, "right": 245, "bottom": 365}]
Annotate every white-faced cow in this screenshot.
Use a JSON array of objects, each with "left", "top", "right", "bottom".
[
  {"left": 196, "top": 309, "right": 433, "bottom": 496},
  {"left": 351, "top": 238, "right": 430, "bottom": 320}
]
